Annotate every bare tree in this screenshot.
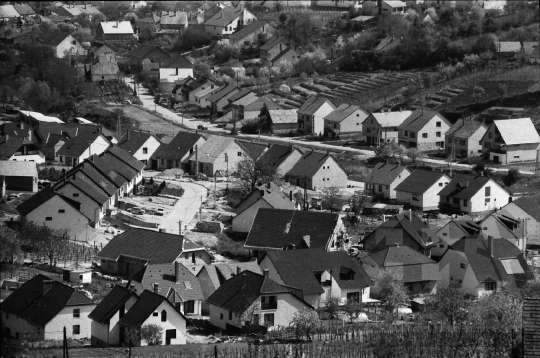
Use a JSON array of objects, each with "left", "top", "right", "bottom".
[
  {"left": 290, "top": 309, "right": 320, "bottom": 341},
  {"left": 0, "top": 226, "right": 21, "bottom": 263},
  {"left": 423, "top": 280, "right": 471, "bottom": 326},
  {"left": 372, "top": 269, "right": 409, "bottom": 322},
  {"left": 321, "top": 187, "right": 343, "bottom": 213},
  {"left": 240, "top": 301, "right": 261, "bottom": 333},
  {"left": 236, "top": 157, "right": 281, "bottom": 195},
  {"left": 140, "top": 324, "right": 163, "bottom": 346}
]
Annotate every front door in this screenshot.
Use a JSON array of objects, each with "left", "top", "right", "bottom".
[
  {"left": 119, "top": 326, "right": 125, "bottom": 343},
  {"left": 493, "top": 155, "right": 499, "bottom": 164},
  {"left": 165, "top": 329, "right": 176, "bottom": 345}
]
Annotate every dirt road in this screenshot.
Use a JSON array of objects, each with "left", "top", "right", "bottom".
[{"left": 159, "top": 181, "right": 208, "bottom": 234}]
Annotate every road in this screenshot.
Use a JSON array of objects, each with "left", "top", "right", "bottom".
[{"left": 158, "top": 181, "right": 207, "bottom": 235}]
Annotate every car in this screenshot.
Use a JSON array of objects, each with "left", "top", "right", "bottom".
[
  {"left": 132, "top": 208, "right": 146, "bottom": 215},
  {"left": 197, "top": 125, "right": 208, "bottom": 130},
  {"left": 122, "top": 99, "right": 132, "bottom": 105}
]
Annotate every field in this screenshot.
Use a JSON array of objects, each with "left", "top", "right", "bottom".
[{"left": 121, "top": 105, "right": 185, "bottom": 141}]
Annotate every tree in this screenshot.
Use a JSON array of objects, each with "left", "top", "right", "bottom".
[
  {"left": 321, "top": 187, "right": 342, "bottom": 213},
  {"left": 241, "top": 301, "right": 261, "bottom": 333},
  {"left": 406, "top": 147, "right": 423, "bottom": 166},
  {"left": 290, "top": 309, "right": 320, "bottom": 340},
  {"left": 342, "top": 297, "right": 364, "bottom": 324},
  {"left": 472, "top": 85, "right": 485, "bottom": 103},
  {"left": 373, "top": 269, "right": 409, "bottom": 321},
  {"left": 321, "top": 297, "right": 341, "bottom": 327},
  {"left": 503, "top": 168, "right": 520, "bottom": 186},
  {"left": 374, "top": 141, "right": 403, "bottom": 160},
  {"left": 521, "top": 279, "right": 540, "bottom": 298},
  {"left": 423, "top": 280, "right": 471, "bottom": 326},
  {"left": 348, "top": 191, "right": 369, "bottom": 215},
  {"left": 0, "top": 227, "right": 21, "bottom": 263},
  {"left": 496, "top": 83, "right": 507, "bottom": 104},
  {"left": 140, "top": 324, "right": 163, "bottom": 345},
  {"left": 236, "top": 157, "right": 280, "bottom": 194},
  {"left": 282, "top": 13, "right": 320, "bottom": 46}
]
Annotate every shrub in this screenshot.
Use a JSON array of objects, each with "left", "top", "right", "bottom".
[{"left": 503, "top": 168, "right": 521, "bottom": 186}]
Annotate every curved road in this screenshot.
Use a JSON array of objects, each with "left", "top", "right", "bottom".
[{"left": 159, "top": 181, "right": 208, "bottom": 234}]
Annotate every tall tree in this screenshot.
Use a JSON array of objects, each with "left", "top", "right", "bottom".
[
  {"left": 236, "top": 157, "right": 280, "bottom": 194},
  {"left": 373, "top": 269, "right": 409, "bottom": 321},
  {"left": 424, "top": 280, "right": 471, "bottom": 326}
]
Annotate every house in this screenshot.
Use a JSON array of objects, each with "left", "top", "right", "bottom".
[
  {"left": 257, "top": 144, "right": 303, "bottom": 177},
  {"left": 16, "top": 187, "right": 90, "bottom": 241},
  {"left": 128, "top": 262, "right": 204, "bottom": 316},
  {"left": 323, "top": 103, "right": 370, "bottom": 138},
  {"left": 260, "top": 36, "right": 297, "bottom": 64},
  {"left": 236, "top": 141, "right": 268, "bottom": 161},
  {"left": 97, "top": 145, "right": 145, "bottom": 196},
  {"left": 0, "top": 161, "right": 38, "bottom": 193},
  {"left": 89, "top": 43, "right": 117, "bottom": 62},
  {"left": 206, "top": 270, "right": 312, "bottom": 330},
  {"left": 374, "top": 36, "right": 401, "bottom": 52},
  {"left": 98, "top": 228, "right": 214, "bottom": 277},
  {"left": 244, "top": 208, "right": 346, "bottom": 258},
  {"left": 204, "top": 6, "right": 257, "bottom": 38},
  {"left": 200, "top": 3, "right": 224, "bottom": 22},
  {"left": 159, "top": 10, "right": 188, "bottom": 33},
  {"left": 186, "top": 136, "right": 248, "bottom": 177},
  {"left": 367, "top": 245, "right": 439, "bottom": 295},
  {"left": 118, "top": 130, "right": 162, "bottom": 167},
  {"left": 267, "top": 109, "right": 298, "bottom": 133},
  {"left": 363, "top": 110, "right": 413, "bottom": 145},
  {"left": 42, "top": 31, "right": 86, "bottom": 58},
  {"left": 445, "top": 119, "right": 488, "bottom": 159},
  {"left": 119, "top": 290, "right": 187, "bottom": 346},
  {"left": 232, "top": 183, "right": 296, "bottom": 233},
  {"left": 432, "top": 219, "right": 482, "bottom": 259},
  {"left": 0, "top": 135, "right": 46, "bottom": 163},
  {"left": 207, "top": 84, "right": 240, "bottom": 115},
  {"left": 151, "top": 131, "right": 206, "bottom": 171},
  {"left": 480, "top": 118, "right": 540, "bottom": 164},
  {"left": 127, "top": 44, "right": 171, "bottom": 73},
  {"left": 89, "top": 285, "right": 138, "bottom": 347},
  {"left": 297, "top": 96, "right": 336, "bottom": 136},
  {"left": 0, "top": 275, "right": 96, "bottom": 341},
  {"left": 159, "top": 54, "right": 194, "bottom": 83},
  {"left": 56, "top": 129, "right": 112, "bottom": 167},
  {"left": 438, "top": 235, "right": 532, "bottom": 297},
  {"left": 228, "top": 92, "right": 260, "bottom": 125},
  {"left": 196, "top": 262, "right": 261, "bottom": 315},
  {"left": 479, "top": 211, "right": 526, "bottom": 251},
  {"left": 286, "top": 151, "right": 347, "bottom": 190},
  {"left": 19, "top": 110, "right": 64, "bottom": 126},
  {"left": 259, "top": 249, "right": 372, "bottom": 308},
  {"left": 0, "top": 5, "right": 20, "bottom": 20},
  {"left": 241, "top": 96, "right": 283, "bottom": 122},
  {"left": 398, "top": 109, "right": 451, "bottom": 151},
  {"left": 176, "top": 77, "right": 219, "bottom": 105},
  {"left": 381, "top": 0, "right": 407, "bottom": 13},
  {"left": 438, "top": 173, "right": 511, "bottom": 215},
  {"left": 500, "top": 197, "right": 540, "bottom": 244},
  {"left": 96, "top": 21, "right": 134, "bottom": 42},
  {"left": 395, "top": 170, "right": 450, "bottom": 211},
  {"left": 364, "top": 162, "right": 411, "bottom": 199},
  {"left": 270, "top": 46, "right": 300, "bottom": 67},
  {"left": 55, "top": 3, "right": 102, "bottom": 19},
  {"left": 91, "top": 62, "right": 120, "bottom": 82},
  {"left": 229, "top": 19, "right": 276, "bottom": 47}
]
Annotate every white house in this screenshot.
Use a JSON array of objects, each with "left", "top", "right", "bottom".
[
  {"left": 398, "top": 109, "right": 452, "bottom": 151},
  {"left": 363, "top": 110, "right": 413, "bottom": 145},
  {"left": 204, "top": 6, "right": 257, "bottom": 37},
  {"left": 1, "top": 275, "right": 96, "bottom": 341},
  {"left": 56, "top": 129, "right": 111, "bottom": 167},
  {"left": 432, "top": 219, "right": 482, "bottom": 258},
  {"left": 257, "top": 144, "right": 303, "bottom": 177},
  {"left": 501, "top": 197, "right": 540, "bottom": 244},
  {"left": 285, "top": 151, "right": 348, "bottom": 190},
  {"left": 364, "top": 162, "right": 411, "bottom": 199},
  {"left": 42, "top": 32, "right": 87, "bottom": 58},
  {"left": 323, "top": 103, "right": 370, "bottom": 138},
  {"left": 117, "top": 130, "right": 162, "bottom": 168},
  {"left": 159, "top": 54, "right": 194, "bottom": 83},
  {"left": 297, "top": 96, "right": 336, "bottom": 136},
  {"left": 395, "top": 170, "right": 450, "bottom": 211}
]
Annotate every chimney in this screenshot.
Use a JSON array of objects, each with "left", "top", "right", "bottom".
[
  {"left": 5, "top": 134, "right": 8, "bottom": 140},
  {"left": 263, "top": 269, "right": 269, "bottom": 278},
  {"left": 116, "top": 21, "right": 119, "bottom": 27},
  {"left": 237, "top": 267, "right": 241, "bottom": 275},
  {"left": 409, "top": 209, "right": 412, "bottom": 221},
  {"left": 20, "top": 122, "right": 24, "bottom": 129},
  {"left": 175, "top": 261, "right": 182, "bottom": 284},
  {"left": 43, "top": 279, "right": 54, "bottom": 294},
  {"left": 154, "top": 283, "right": 159, "bottom": 294},
  {"left": 130, "top": 284, "right": 135, "bottom": 292},
  {"left": 289, "top": 190, "right": 292, "bottom": 201},
  {"left": 488, "top": 236, "right": 494, "bottom": 257},
  {"left": 1, "top": 176, "right": 6, "bottom": 198}
]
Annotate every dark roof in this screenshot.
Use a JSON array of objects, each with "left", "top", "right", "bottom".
[
  {"left": 324, "top": 103, "right": 369, "bottom": 123},
  {"left": 1, "top": 274, "right": 94, "bottom": 327},
  {"left": 0, "top": 135, "right": 26, "bottom": 159},
  {"left": 245, "top": 208, "right": 339, "bottom": 250},
  {"left": 271, "top": 46, "right": 299, "bottom": 65},
  {"left": 362, "top": 213, "right": 436, "bottom": 249},
  {"left": 260, "top": 36, "right": 291, "bottom": 51},
  {"left": 98, "top": 228, "right": 205, "bottom": 264},
  {"left": 509, "top": 197, "right": 540, "bottom": 223},
  {"left": 207, "top": 84, "right": 238, "bottom": 103},
  {"left": 228, "top": 88, "right": 255, "bottom": 103},
  {"left": 118, "top": 130, "right": 160, "bottom": 155},
  {"left": 106, "top": 145, "right": 146, "bottom": 172},
  {"left": 364, "top": 162, "right": 409, "bottom": 186},
  {"left": 56, "top": 130, "right": 107, "bottom": 158},
  {"left": 87, "top": 154, "right": 129, "bottom": 187},
  {"left": 186, "top": 135, "right": 235, "bottom": 164},
  {"left": 367, "top": 246, "right": 439, "bottom": 283},
  {"left": 298, "top": 96, "right": 336, "bottom": 115},
  {"left": 244, "top": 96, "right": 283, "bottom": 112},
  {"left": 42, "top": 31, "right": 71, "bottom": 46},
  {"left": 230, "top": 20, "right": 270, "bottom": 41},
  {"left": 257, "top": 144, "right": 295, "bottom": 168},
  {"left": 98, "top": 150, "right": 139, "bottom": 181},
  {"left": 398, "top": 109, "right": 448, "bottom": 132},
  {"left": 13, "top": 3, "right": 36, "bottom": 15},
  {"left": 56, "top": 176, "right": 109, "bottom": 206},
  {"left": 236, "top": 141, "right": 267, "bottom": 160},
  {"left": 205, "top": 6, "right": 243, "bottom": 27},
  {"left": 88, "top": 285, "right": 136, "bottom": 324},
  {"left": 162, "top": 53, "right": 193, "bottom": 69},
  {"left": 119, "top": 290, "right": 182, "bottom": 328},
  {"left": 451, "top": 219, "right": 482, "bottom": 236},
  {"left": 265, "top": 249, "right": 371, "bottom": 295},
  {"left": 395, "top": 170, "right": 448, "bottom": 194},
  {"left": 16, "top": 187, "right": 77, "bottom": 216},
  {"left": 286, "top": 151, "right": 338, "bottom": 178},
  {"left": 154, "top": 131, "right": 204, "bottom": 161},
  {"left": 437, "top": 173, "right": 502, "bottom": 200},
  {"left": 206, "top": 271, "right": 309, "bottom": 314},
  {"left": 63, "top": 161, "right": 118, "bottom": 196},
  {"left": 445, "top": 119, "right": 487, "bottom": 139}
]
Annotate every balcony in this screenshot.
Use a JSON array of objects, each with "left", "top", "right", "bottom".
[
  {"left": 489, "top": 144, "right": 507, "bottom": 154},
  {"left": 261, "top": 302, "right": 277, "bottom": 310}
]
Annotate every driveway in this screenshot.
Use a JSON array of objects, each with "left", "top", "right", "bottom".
[{"left": 158, "top": 181, "right": 208, "bottom": 234}]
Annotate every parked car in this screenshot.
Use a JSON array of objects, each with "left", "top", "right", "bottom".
[
  {"left": 197, "top": 125, "right": 208, "bottom": 130},
  {"left": 132, "top": 208, "right": 146, "bottom": 215},
  {"left": 122, "top": 99, "right": 132, "bottom": 105}
]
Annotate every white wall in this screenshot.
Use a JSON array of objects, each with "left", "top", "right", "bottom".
[
  {"left": 312, "top": 102, "right": 335, "bottom": 136},
  {"left": 503, "top": 202, "right": 540, "bottom": 243},
  {"left": 159, "top": 68, "right": 194, "bottom": 83},
  {"left": 140, "top": 300, "right": 186, "bottom": 345},
  {"left": 276, "top": 149, "right": 303, "bottom": 177},
  {"left": 45, "top": 304, "right": 96, "bottom": 340},
  {"left": 91, "top": 294, "right": 137, "bottom": 346},
  {"left": 131, "top": 136, "right": 162, "bottom": 164},
  {"left": 56, "top": 182, "right": 104, "bottom": 225},
  {"left": 311, "top": 157, "right": 348, "bottom": 190},
  {"left": 56, "top": 34, "right": 87, "bottom": 58},
  {"left": 468, "top": 180, "right": 511, "bottom": 214},
  {"left": 9, "top": 152, "right": 46, "bottom": 163},
  {"left": 396, "top": 175, "right": 449, "bottom": 210}
]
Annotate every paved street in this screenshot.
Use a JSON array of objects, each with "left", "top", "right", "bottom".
[{"left": 159, "top": 181, "right": 208, "bottom": 234}]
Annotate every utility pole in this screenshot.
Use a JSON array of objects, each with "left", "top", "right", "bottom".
[
  {"left": 535, "top": 149, "right": 540, "bottom": 174},
  {"left": 303, "top": 175, "right": 308, "bottom": 211},
  {"left": 225, "top": 153, "right": 229, "bottom": 190},
  {"left": 214, "top": 174, "right": 217, "bottom": 208},
  {"left": 199, "top": 196, "right": 202, "bottom": 221},
  {"left": 195, "top": 145, "right": 199, "bottom": 175},
  {"left": 179, "top": 220, "right": 182, "bottom": 235}
]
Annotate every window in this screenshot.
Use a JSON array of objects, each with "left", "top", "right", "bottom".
[
  {"left": 436, "top": 121, "right": 441, "bottom": 127},
  {"left": 73, "top": 309, "right": 80, "bottom": 318},
  {"left": 410, "top": 132, "right": 415, "bottom": 138},
  {"left": 448, "top": 138, "right": 452, "bottom": 143},
  {"left": 460, "top": 263, "right": 466, "bottom": 269},
  {"left": 439, "top": 182, "right": 443, "bottom": 187},
  {"left": 463, "top": 200, "right": 467, "bottom": 207},
  {"left": 229, "top": 311, "right": 232, "bottom": 320},
  {"left": 73, "top": 325, "right": 80, "bottom": 335},
  {"left": 71, "top": 40, "right": 76, "bottom": 45},
  {"left": 485, "top": 282, "right": 496, "bottom": 291},
  {"left": 153, "top": 312, "right": 158, "bottom": 317},
  {"left": 485, "top": 187, "right": 491, "bottom": 196},
  {"left": 412, "top": 195, "right": 419, "bottom": 201},
  {"left": 192, "top": 252, "right": 195, "bottom": 264},
  {"left": 346, "top": 292, "right": 360, "bottom": 302},
  {"left": 5, "top": 313, "right": 8, "bottom": 320},
  {"left": 460, "top": 139, "right": 466, "bottom": 145},
  {"left": 60, "top": 156, "right": 64, "bottom": 163},
  {"left": 264, "top": 313, "right": 275, "bottom": 326},
  {"left": 261, "top": 295, "right": 277, "bottom": 310},
  {"left": 485, "top": 198, "right": 491, "bottom": 204},
  {"left": 220, "top": 313, "right": 224, "bottom": 319},
  {"left": 422, "top": 133, "right": 428, "bottom": 138},
  {"left": 161, "top": 310, "right": 167, "bottom": 322},
  {"left": 378, "top": 185, "right": 382, "bottom": 192},
  {"left": 436, "top": 132, "right": 441, "bottom": 137},
  {"left": 488, "top": 132, "right": 492, "bottom": 138},
  {"left": 404, "top": 130, "right": 409, "bottom": 136},
  {"left": 59, "top": 209, "right": 65, "bottom": 213},
  {"left": 184, "top": 300, "right": 195, "bottom": 314},
  {"left": 514, "top": 156, "right": 519, "bottom": 159},
  {"left": 237, "top": 152, "right": 242, "bottom": 156},
  {"left": 46, "top": 217, "right": 52, "bottom": 221},
  {"left": 440, "top": 244, "right": 445, "bottom": 248}
]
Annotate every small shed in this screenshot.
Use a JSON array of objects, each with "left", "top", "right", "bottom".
[
  {"left": 63, "top": 269, "right": 93, "bottom": 284},
  {"left": 0, "top": 161, "right": 38, "bottom": 193}
]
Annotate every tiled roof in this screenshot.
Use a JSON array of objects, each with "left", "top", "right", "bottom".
[
  {"left": 76, "top": 4, "right": 102, "bottom": 15},
  {"left": 127, "top": 44, "right": 169, "bottom": 59},
  {"left": 16, "top": 187, "right": 81, "bottom": 217},
  {"left": 119, "top": 290, "right": 183, "bottom": 328},
  {"left": 88, "top": 285, "right": 136, "bottom": 324},
  {"left": 64, "top": 161, "right": 118, "bottom": 196},
  {"left": 364, "top": 213, "right": 436, "bottom": 249},
  {"left": 42, "top": 31, "right": 71, "bottom": 46},
  {"left": 437, "top": 173, "right": 503, "bottom": 200},
  {"left": 106, "top": 145, "right": 146, "bottom": 171},
  {"left": 286, "top": 151, "right": 335, "bottom": 178},
  {"left": 398, "top": 109, "right": 448, "bottom": 132},
  {"left": 446, "top": 119, "right": 487, "bottom": 139},
  {"left": 395, "top": 170, "right": 448, "bottom": 194},
  {"left": 367, "top": 246, "right": 439, "bottom": 283},
  {"left": 160, "top": 11, "right": 187, "bottom": 26},
  {"left": 98, "top": 150, "right": 138, "bottom": 181},
  {"left": 364, "top": 162, "right": 409, "bottom": 186},
  {"left": 162, "top": 53, "right": 193, "bottom": 69},
  {"left": 0, "top": 5, "right": 20, "bottom": 18},
  {"left": 228, "top": 88, "right": 255, "bottom": 103},
  {"left": 508, "top": 197, "right": 540, "bottom": 223},
  {"left": 58, "top": 176, "right": 109, "bottom": 206},
  {"left": 118, "top": 130, "right": 160, "bottom": 155},
  {"left": 229, "top": 19, "right": 269, "bottom": 41},
  {"left": 492, "top": 118, "right": 540, "bottom": 145},
  {"left": 0, "top": 160, "right": 37, "bottom": 177},
  {"left": 369, "top": 111, "right": 413, "bottom": 128},
  {"left": 258, "top": 144, "right": 296, "bottom": 168},
  {"left": 244, "top": 97, "right": 283, "bottom": 112},
  {"left": 98, "top": 228, "right": 205, "bottom": 264},
  {"left": 205, "top": 6, "right": 242, "bottom": 27},
  {"left": 153, "top": 132, "right": 204, "bottom": 161},
  {"left": 92, "top": 62, "right": 119, "bottom": 76},
  {"left": 99, "top": 21, "right": 134, "bottom": 35},
  {"left": 56, "top": 130, "right": 107, "bottom": 158},
  {"left": 198, "top": 262, "right": 262, "bottom": 291},
  {"left": 0, "top": 135, "right": 29, "bottom": 158},
  {"left": 206, "top": 271, "right": 309, "bottom": 314},
  {"left": 268, "top": 109, "right": 297, "bottom": 124},
  {"left": 207, "top": 84, "right": 238, "bottom": 103},
  {"left": 1, "top": 274, "right": 94, "bottom": 326},
  {"left": 297, "top": 96, "right": 335, "bottom": 115},
  {"left": 383, "top": 0, "right": 407, "bottom": 7},
  {"left": 245, "top": 208, "right": 339, "bottom": 250},
  {"left": 236, "top": 141, "right": 267, "bottom": 160},
  {"left": 87, "top": 154, "right": 129, "bottom": 187},
  {"left": 271, "top": 47, "right": 298, "bottom": 65},
  {"left": 374, "top": 36, "right": 401, "bottom": 52},
  {"left": 20, "top": 110, "right": 63, "bottom": 123},
  {"left": 13, "top": 4, "right": 35, "bottom": 16},
  {"left": 260, "top": 36, "right": 290, "bottom": 51},
  {"left": 496, "top": 41, "right": 522, "bottom": 53},
  {"left": 187, "top": 135, "right": 235, "bottom": 164},
  {"left": 324, "top": 103, "right": 368, "bottom": 123},
  {"left": 451, "top": 219, "right": 482, "bottom": 236},
  {"left": 265, "top": 249, "right": 371, "bottom": 295}
]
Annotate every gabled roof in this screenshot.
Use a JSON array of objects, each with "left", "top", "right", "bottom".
[
  {"left": 42, "top": 31, "right": 72, "bottom": 46},
  {"left": 260, "top": 36, "right": 291, "bottom": 51},
  {"left": 106, "top": 145, "right": 146, "bottom": 172},
  {"left": 19, "top": 110, "right": 63, "bottom": 123},
  {"left": 127, "top": 44, "right": 170, "bottom": 60},
  {"left": 88, "top": 285, "right": 137, "bottom": 324},
  {"left": 16, "top": 187, "right": 81, "bottom": 216},
  {"left": 56, "top": 130, "right": 108, "bottom": 158},
  {"left": 271, "top": 47, "right": 298, "bottom": 65},
  {"left": 383, "top": 0, "right": 407, "bottom": 7},
  {"left": 507, "top": 197, "right": 540, "bottom": 223},
  {"left": 229, "top": 19, "right": 270, "bottom": 42},
  {"left": 367, "top": 246, "right": 438, "bottom": 283},
  {"left": 447, "top": 219, "right": 482, "bottom": 236},
  {"left": 286, "top": 151, "right": 340, "bottom": 178},
  {"left": 236, "top": 141, "right": 267, "bottom": 160},
  {"left": 0, "top": 160, "right": 37, "bottom": 177},
  {"left": 364, "top": 213, "right": 436, "bottom": 249},
  {"left": 153, "top": 131, "right": 204, "bottom": 161},
  {"left": 57, "top": 4, "right": 83, "bottom": 16},
  {"left": 98, "top": 228, "right": 207, "bottom": 264},
  {"left": 324, "top": 103, "right": 369, "bottom": 123},
  {"left": 206, "top": 270, "right": 309, "bottom": 314},
  {"left": 0, "top": 135, "right": 32, "bottom": 159},
  {"left": 297, "top": 96, "right": 336, "bottom": 115},
  {"left": 187, "top": 135, "right": 236, "bottom": 164},
  {"left": 370, "top": 111, "right": 413, "bottom": 128},
  {"left": 56, "top": 176, "right": 109, "bottom": 206},
  {"left": 162, "top": 53, "right": 193, "bottom": 69},
  {"left": 438, "top": 173, "right": 504, "bottom": 200},
  {"left": 160, "top": 11, "right": 188, "bottom": 26},
  {"left": 87, "top": 154, "right": 129, "bottom": 187},
  {"left": 0, "top": 5, "right": 20, "bottom": 18},
  {"left": 119, "top": 290, "right": 185, "bottom": 328},
  {"left": 398, "top": 109, "right": 448, "bottom": 132},
  {"left": 228, "top": 88, "right": 255, "bottom": 103},
  {"left": 446, "top": 119, "right": 487, "bottom": 139},
  {"left": 492, "top": 118, "right": 540, "bottom": 145},
  {"left": 245, "top": 208, "right": 339, "bottom": 250},
  {"left": 364, "top": 162, "right": 409, "bottom": 186},
  {"left": 1, "top": 274, "right": 94, "bottom": 327},
  {"left": 244, "top": 97, "right": 283, "bottom": 112},
  {"left": 199, "top": 261, "right": 262, "bottom": 290},
  {"left": 207, "top": 84, "right": 239, "bottom": 103},
  {"left": 258, "top": 144, "right": 297, "bottom": 168},
  {"left": 118, "top": 130, "right": 161, "bottom": 155},
  {"left": 13, "top": 4, "right": 36, "bottom": 16},
  {"left": 374, "top": 36, "right": 401, "bottom": 52},
  {"left": 495, "top": 41, "right": 522, "bottom": 53},
  {"left": 268, "top": 109, "right": 298, "bottom": 124},
  {"left": 99, "top": 21, "right": 134, "bottom": 35},
  {"left": 205, "top": 6, "right": 243, "bottom": 27},
  {"left": 395, "top": 170, "right": 448, "bottom": 194},
  {"left": 265, "top": 249, "right": 371, "bottom": 295}
]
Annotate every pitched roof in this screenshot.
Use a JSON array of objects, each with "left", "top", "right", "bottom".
[
  {"left": 236, "top": 141, "right": 267, "bottom": 160},
  {"left": 1, "top": 274, "right": 94, "bottom": 326},
  {"left": 56, "top": 130, "right": 108, "bottom": 158},
  {"left": 13, "top": 4, "right": 36, "bottom": 16},
  {"left": 98, "top": 228, "right": 206, "bottom": 264},
  {"left": 57, "top": 176, "right": 109, "bottom": 206},
  {"left": 383, "top": 0, "right": 407, "bottom": 7},
  {"left": 0, "top": 135, "right": 31, "bottom": 159},
  {"left": 187, "top": 135, "right": 235, "bottom": 164},
  {"left": 245, "top": 208, "right": 339, "bottom": 250},
  {"left": 260, "top": 36, "right": 291, "bottom": 51},
  {"left": 265, "top": 249, "right": 371, "bottom": 295},
  {"left": 207, "top": 84, "right": 239, "bottom": 103},
  {"left": 398, "top": 109, "right": 448, "bottom": 132},
  {"left": 271, "top": 47, "right": 298, "bottom": 65},
  {"left": 160, "top": 11, "right": 188, "bottom": 26},
  {"left": 127, "top": 44, "right": 170, "bottom": 60},
  {"left": 206, "top": 270, "right": 309, "bottom": 314},
  {"left": 324, "top": 103, "right": 368, "bottom": 123},
  {"left": 42, "top": 31, "right": 71, "bottom": 46},
  {"left": 119, "top": 290, "right": 184, "bottom": 328},
  {"left": 244, "top": 96, "right": 283, "bottom": 112},
  {"left": 286, "top": 151, "right": 337, "bottom": 178},
  {"left": 198, "top": 261, "right": 262, "bottom": 290},
  {"left": 153, "top": 131, "right": 204, "bottom": 161},
  {"left": 367, "top": 246, "right": 439, "bottom": 283},
  {"left": 205, "top": 6, "right": 243, "bottom": 27},
  {"left": 16, "top": 187, "right": 81, "bottom": 217},
  {"left": 0, "top": 5, "right": 20, "bottom": 18},
  {"left": 258, "top": 144, "right": 296, "bottom": 168},
  {"left": 364, "top": 213, "right": 436, "bottom": 249},
  {"left": 297, "top": 96, "right": 336, "bottom": 115},
  {"left": 0, "top": 160, "right": 37, "bottom": 177},
  {"left": 395, "top": 170, "right": 448, "bottom": 194},
  {"left": 508, "top": 197, "right": 540, "bottom": 223},
  {"left": 162, "top": 53, "right": 193, "bottom": 69},
  {"left": 19, "top": 110, "right": 63, "bottom": 123},
  {"left": 229, "top": 19, "right": 270, "bottom": 42},
  {"left": 374, "top": 36, "right": 401, "bottom": 52},
  {"left": 370, "top": 111, "right": 413, "bottom": 128},
  {"left": 228, "top": 88, "right": 255, "bottom": 103},
  {"left": 106, "top": 145, "right": 146, "bottom": 171},
  {"left": 446, "top": 119, "right": 487, "bottom": 138},
  {"left": 118, "top": 130, "right": 160, "bottom": 155},
  {"left": 496, "top": 41, "right": 522, "bottom": 53},
  {"left": 364, "top": 162, "right": 409, "bottom": 186},
  {"left": 268, "top": 109, "right": 297, "bottom": 124},
  {"left": 88, "top": 285, "right": 136, "bottom": 324},
  {"left": 437, "top": 173, "right": 503, "bottom": 200},
  {"left": 492, "top": 118, "right": 540, "bottom": 145},
  {"left": 92, "top": 62, "right": 119, "bottom": 76},
  {"left": 99, "top": 21, "right": 134, "bottom": 35},
  {"left": 449, "top": 219, "right": 482, "bottom": 236}
]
